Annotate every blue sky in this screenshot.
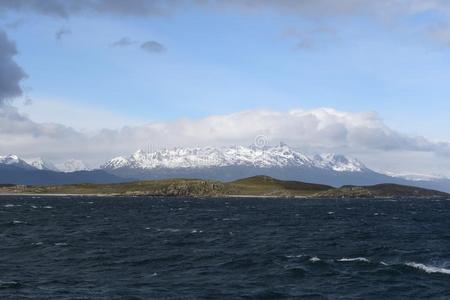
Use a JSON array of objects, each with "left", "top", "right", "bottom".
[
  {"left": 1, "top": 1, "right": 450, "bottom": 174},
  {"left": 4, "top": 5, "right": 450, "bottom": 135}
]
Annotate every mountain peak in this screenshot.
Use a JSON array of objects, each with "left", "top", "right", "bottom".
[
  {"left": 25, "top": 158, "right": 58, "bottom": 171},
  {"left": 101, "top": 144, "right": 366, "bottom": 172},
  {"left": 0, "top": 154, "right": 35, "bottom": 170},
  {"left": 314, "top": 153, "right": 366, "bottom": 172}
]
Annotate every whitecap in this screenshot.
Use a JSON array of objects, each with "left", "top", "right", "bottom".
[
  {"left": 405, "top": 262, "right": 450, "bottom": 275},
  {"left": 33, "top": 242, "right": 43, "bottom": 246},
  {"left": 43, "top": 206, "right": 53, "bottom": 209},
  {"left": 12, "top": 220, "right": 24, "bottom": 224},
  {"left": 327, "top": 211, "right": 335, "bottom": 215},
  {"left": 54, "top": 242, "right": 68, "bottom": 246},
  {"left": 285, "top": 254, "right": 303, "bottom": 258},
  {"left": 4, "top": 204, "right": 20, "bottom": 208},
  {"left": 191, "top": 229, "right": 203, "bottom": 234},
  {"left": 338, "top": 257, "right": 370, "bottom": 263},
  {"left": 310, "top": 257, "right": 321, "bottom": 262}
]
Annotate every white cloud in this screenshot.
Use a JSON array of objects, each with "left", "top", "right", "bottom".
[
  {"left": 15, "top": 97, "right": 146, "bottom": 131},
  {"left": 1, "top": 105, "right": 450, "bottom": 174}
]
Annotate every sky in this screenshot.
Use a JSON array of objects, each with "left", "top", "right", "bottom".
[{"left": 0, "top": 0, "right": 450, "bottom": 175}]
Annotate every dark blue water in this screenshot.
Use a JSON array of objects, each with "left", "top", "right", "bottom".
[{"left": 1, "top": 196, "right": 450, "bottom": 299}]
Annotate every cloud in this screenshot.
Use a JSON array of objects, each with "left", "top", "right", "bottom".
[
  {"left": 110, "top": 36, "right": 136, "bottom": 47},
  {"left": 1, "top": 105, "right": 450, "bottom": 170},
  {"left": 1, "top": 1, "right": 449, "bottom": 21},
  {"left": 140, "top": 41, "right": 166, "bottom": 53},
  {"left": 55, "top": 28, "right": 71, "bottom": 40},
  {"left": 0, "top": 0, "right": 182, "bottom": 18},
  {"left": 3, "top": 0, "right": 450, "bottom": 50},
  {"left": 110, "top": 38, "right": 167, "bottom": 53},
  {"left": 0, "top": 29, "right": 27, "bottom": 105},
  {"left": 212, "top": 0, "right": 450, "bottom": 19}
]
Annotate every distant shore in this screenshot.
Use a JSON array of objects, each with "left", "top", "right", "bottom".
[{"left": 0, "top": 176, "right": 448, "bottom": 199}]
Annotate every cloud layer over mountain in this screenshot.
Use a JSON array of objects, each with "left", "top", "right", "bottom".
[{"left": 1, "top": 99, "right": 450, "bottom": 172}]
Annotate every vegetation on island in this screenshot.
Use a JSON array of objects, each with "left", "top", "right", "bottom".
[{"left": 0, "top": 175, "right": 448, "bottom": 198}]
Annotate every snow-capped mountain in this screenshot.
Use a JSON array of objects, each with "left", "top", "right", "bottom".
[
  {"left": 1, "top": 155, "right": 88, "bottom": 173},
  {"left": 56, "top": 159, "right": 88, "bottom": 173},
  {"left": 0, "top": 155, "right": 35, "bottom": 170},
  {"left": 0, "top": 154, "right": 123, "bottom": 185},
  {"left": 25, "top": 158, "right": 59, "bottom": 171},
  {"left": 102, "top": 144, "right": 366, "bottom": 172},
  {"left": 313, "top": 153, "right": 367, "bottom": 172}
]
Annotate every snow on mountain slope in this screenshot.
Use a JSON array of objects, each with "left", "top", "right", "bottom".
[
  {"left": 0, "top": 155, "right": 35, "bottom": 170},
  {"left": 1, "top": 155, "right": 88, "bottom": 173},
  {"left": 313, "top": 153, "right": 367, "bottom": 172},
  {"left": 102, "top": 144, "right": 366, "bottom": 172},
  {"left": 25, "top": 158, "right": 59, "bottom": 171}
]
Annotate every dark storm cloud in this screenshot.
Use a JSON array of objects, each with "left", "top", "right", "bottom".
[
  {"left": 0, "top": 29, "right": 27, "bottom": 105},
  {"left": 140, "top": 41, "right": 166, "bottom": 53}
]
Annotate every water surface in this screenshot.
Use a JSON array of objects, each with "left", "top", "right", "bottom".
[{"left": 1, "top": 196, "right": 450, "bottom": 299}]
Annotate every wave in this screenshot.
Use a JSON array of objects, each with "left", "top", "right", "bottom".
[
  {"left": 54, "top": 242, "right": 68, "bottom": 246},
  {"left": 0, "top": 280, "right": 21, "bottom": 289},
  {"left": 338, "top": 257, "right": 370, "bottom": 263},
  {"left": 405, "top": 262, "right": 450, "bottom": 275},
  {"left": 285, "top": 254, "right": 304, "bottom": 258},
  {"left": 309, "top": 257, "right": 321, "bottom": 262}
]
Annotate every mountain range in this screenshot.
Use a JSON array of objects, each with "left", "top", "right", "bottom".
[
  {"left": 100, "top": 144, "right": 450, "bottom": 193},
  {"left": 1, "top": 144, "right": 450, "bottom": 192},
  {"left": 0, "top": 155, "right": 122, "bottom": 185}
]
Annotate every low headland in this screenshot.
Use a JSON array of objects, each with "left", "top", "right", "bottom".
[{"left": 0, "top": 175, "right": 448, "bottom": 199}]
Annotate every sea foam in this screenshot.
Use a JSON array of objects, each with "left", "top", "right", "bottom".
[
  {"left": 406, "top": 262, "right": 450, "bottom": 275},
  {"left": 338, "top": 257, "right": 370, "bottom": 263}
]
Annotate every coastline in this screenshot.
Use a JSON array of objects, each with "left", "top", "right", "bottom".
[{"left": 0, "top": 192, "right": 302, "bottom": 198}]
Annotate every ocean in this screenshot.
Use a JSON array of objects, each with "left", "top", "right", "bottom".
[{"left": 1, "top": 196, "right": 450, "bottom": 299}]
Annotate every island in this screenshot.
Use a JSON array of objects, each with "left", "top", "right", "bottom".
[{"left": 0, "top": 176, "right": 448, "bottom": 199}]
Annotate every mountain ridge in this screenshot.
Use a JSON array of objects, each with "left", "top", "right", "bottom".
[
  {"left": 1, "top": 144, "right": 450, "bottom": 193},
  {"left": 101, "top": 144, "right": 367, "bottom": 172}
]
